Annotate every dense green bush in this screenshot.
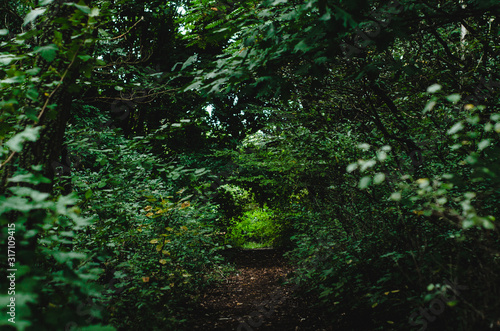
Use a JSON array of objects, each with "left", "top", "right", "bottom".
[
  {"left": 228, "top": 206, "right": 281, "bottom": 248},
  {"left": 0, "top": 168, "right": 108, "bottom": 330},
  {"left": 64, "top": 117, "right": 227, "bottom": 330},
  {"left": 282, "top": 96, "right": 500, "bottom": 330}
]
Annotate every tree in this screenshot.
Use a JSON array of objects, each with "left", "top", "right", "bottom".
[
  {"left": 0, "top": 2, "right": 109, "bottom": 330},
  {"left": 1, "top": 0, "right": 98, "bottom": 194}
]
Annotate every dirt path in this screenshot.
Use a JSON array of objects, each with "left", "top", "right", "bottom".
[{"left": 188, "top": 248, "right": 334, "bottom": 330}]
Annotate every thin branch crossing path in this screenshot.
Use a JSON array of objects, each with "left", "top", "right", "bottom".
[{"left": 188, "top": 248, "right": 333, "bottom": 330}]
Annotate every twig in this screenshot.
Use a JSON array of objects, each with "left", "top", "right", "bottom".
[
  {"left": 85, "top": 88, "right": 180, "bottom": 103},
  {"left": 37, "top": 44, "right": 82, "bottom": 121},
  {"left": 0, "top": 152, "right": 16, "bottom": 169},
  {"left": 109, "top": 16, "right": 144, "bottom": 41}
]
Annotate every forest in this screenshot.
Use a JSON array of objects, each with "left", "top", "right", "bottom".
[{"left": 0, "top": 0, "right": 499, "bottom": 330}]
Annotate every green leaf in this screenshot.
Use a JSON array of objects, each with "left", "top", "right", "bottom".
[
  {"left": 5, "top": 126, "right": 41, "bottom": 152},
  {"left": 52, "top": 251, "right": 86, "bottom": 263},
  {"left": 185, "top": 80, "right": 202, "bottom": 91},
  {"left": 466, "top": 153, "right": 478, "bottom": 164},
  {"left": 446, "top": 93, "right": 461, "bottom": 103},
  {"left": 75, "top": 4, "right": 91, "bottom": 15},
  {"left": 0, "top": 29, "right": 8, "bottom": 35},
  {"left": 85, "top": 189, "right": 93, "bottom": 199},
  {"left": 26, "top": 67, "right": 41, "bottom": 75},
  {"left": 8, "top": 187, "right": 50, "bottom": 202},
  {"left": 63, "top": 2, "right": 91, "bottom": 14},
  {"left": 478, "top": 139, "right": 490, "bottom": 151},
  {"left": 376, "top": 150, "right": 387, "bottom": 162},
  {"left": 26, "top": 88, "right": 39, "bottom": 101},
  {"left": 9, "top": 173, "right": 51, "bottom": 185},
  {"left": 23, "top": 8, "right": 46, "bottom": 26},
  {"left": 427, "top": 84, "right": 442, "bottom": 93},
  {"left": 0, "top": 54, "right": 23, "bottom": 65},
  {"left": 78, "top": 55, "right": 92, "bottom": 62},
  {"left": 390, "top": 192, "right": 402, "bottom": 201},
  {"left": 294, "top": 40, "right": 312, "bottom": 53},
  {"left": 373, "top": 173, "right": 386, "bottom": 185},
  {"left": 447, "top": 122, "right": 464, "bottom": 135},
  {"left": 464, "top": 192, "right": 476, "bottom": 199},
  {"left": 0, "top": 196, "right": 32, "bottom": 213},
  {"left": 423, "top": 100, "right": 437, "bottom": 113},
  {"left": 360, "top": 159, "right": 376, "bottom": 172},
  {"left": 195, "top": 168, "right": 207, "bottom": 174},
  {"left": 56, "top": 193, "right": 79, "bottom": 214},
  {"left": 357, "top": 143, "right": 370, "bottom": 151},
  {"left": 90, "top": 8, "right": 100, "bottom": 17},
  {"left": 482, "top": 218, "right": 495, "bottom": 230},
  {"left": 333, "top": 6, "right": 356, "bottom": 28},
  {"left": 25, "top": 108, "right": 39, "bottom": 121},
  {"left": 0, "top": 76, "right": 25, "bottom": 84},
  {"left": 182, "top": 54, "right": 198, "bottom": 70},
  {"left": 319, "top": 12, "right": 332, "bottom": 21},
  {"left": 33, "top": 44, "right": 58, "bottom": 62},
  {"left": 359, "top": 176, "right": 371, "bottom": 189},
  {"left": 346, "top": 163, "right": 358, "bottom": 173}
]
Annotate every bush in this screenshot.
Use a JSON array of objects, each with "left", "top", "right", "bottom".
[
  {"left": 64, "top": 120, "right": 227, "bottom": 330},
  {"left": 228, "top": 206, "right": 281, "bottom": 248}
]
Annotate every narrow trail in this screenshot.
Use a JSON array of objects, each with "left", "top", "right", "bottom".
[{"left": 189, "top": 248, "right": 334, "bottom": 330}]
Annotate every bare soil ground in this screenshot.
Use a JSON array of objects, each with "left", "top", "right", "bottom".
[{"left": 187, "top": 248, "right": 335, "bottom": 330}]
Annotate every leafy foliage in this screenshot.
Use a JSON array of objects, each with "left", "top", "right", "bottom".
[
  {"left": 1, "top": 0, "right": 500, "bottom": 330},
  {"left": 64, "top": 115, "right": 225, "bottom": 330},
  {"left": 228, "top": 206, "right": 280, "bottom": 248}
]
